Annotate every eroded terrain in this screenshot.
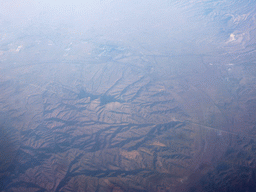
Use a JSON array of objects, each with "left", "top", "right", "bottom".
[{"left": 1, "top": 0, "right": 256, "bottom": 191}]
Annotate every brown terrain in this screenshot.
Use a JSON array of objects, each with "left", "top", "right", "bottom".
[{"left": 1, "top": 0, "right": 256, "bottom": 191}]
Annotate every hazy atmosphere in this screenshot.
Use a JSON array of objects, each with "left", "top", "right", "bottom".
[{"left": 1, "top": 0, "right": 256, "bottom": 191}]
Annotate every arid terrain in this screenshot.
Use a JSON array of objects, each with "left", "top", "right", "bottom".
[{"left": 1, "top": 0, "right": 256, "bottom": 191}]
